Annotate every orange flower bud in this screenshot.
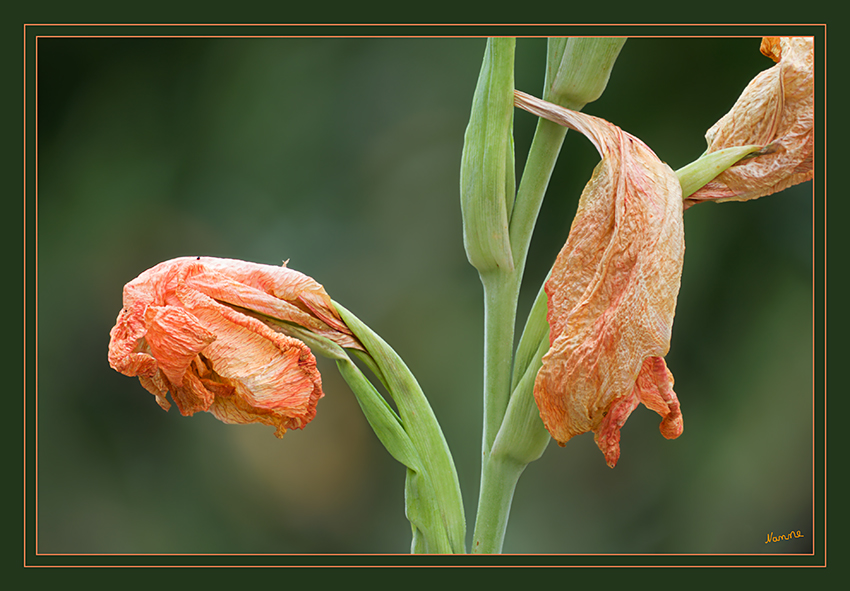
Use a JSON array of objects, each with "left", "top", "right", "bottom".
[
  {"left": 515, "top": 91, "right": 685, "bottom": 467},
  {"left": 685, "top": 37, "right": 814, "bottom": 206},
  {"left": 107, "top": 257, "right": 358, "bottom": 436}
]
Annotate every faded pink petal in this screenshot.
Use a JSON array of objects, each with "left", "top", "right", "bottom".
[
  {"left": 516, "top": 90, "right": 684, "bottom": 467},
  {"left": 107, "top": 256, "right": 355, "bottom": 436},
  {"left": 685, "top": 37, "right": 814, "bottom": 207}
]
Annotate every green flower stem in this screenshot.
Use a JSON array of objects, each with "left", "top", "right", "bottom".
[
  {"left": 471, "top": 454, "right": 526, "bottom": 554},
  {"left": 336, "top": 354, "right": 455, "bottom": 553},
  {"left": 335, "top": 302, "right": 467, "bottom": 554},
  {"left": 479, "top": 272, "right": 520, "bottom": 454},
  {"left": 479, "top": 117, "right": 569, "bottom": 456},
  {"left": 473, "top": 335, "right": 550, "bottom": 555},
  {"left": 472, "top": 38, "right": 626, "bottom": 553},
  {"left": 474, "top": 274, "right": 552, "bottom": 553},
  {"left": 495, "top": 283, "right": 551, "bottom": 467},
  {"left": 508, "top": 118, "right": 572, "bottom": 274},
  {"left": 472, "top": 116, "right": 569, "bottom": 553},
  {"left": 471, "top": 42, "right": 592, "bottom": 550},
  {"left": 274, "top": 304, "right": 464, "bottom": 553}
]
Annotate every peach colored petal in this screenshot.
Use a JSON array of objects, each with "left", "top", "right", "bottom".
[
  {"left": 685, "top": 37, "right": 813, "bottom": 206},
  {"left": 176, "top": 282, "right": 323, "bottom": 432},
  {"left": 517, "top": 91, "right": 684, "bottom": 467},
  {"left": 107, "top": 302, "right": 159, "bottom": 378},
  {"left": 182, "top": 264, "right": 361, "bottom": 349},
  {"left": 138, "top": 364, "right": 172, "bottom": 411},
  {"left": 592, "top": 357, "right": 682, "bottom": 468},
  {"left": 634, "top": 356, "right": 683, "bottom": 441},
  {"left": 170, "top": 366, "right": 218, "bottom": 416},
  {"left": 141, "top": 305, "right": 216, "bottom": 386},
  {"left": 195, "top": 257, "right": 355, "bottom": 338},
  {"left": 107, "top": 256, "right": 339, "bottom": 435},
  {"left": 593, "top": 389, "right": 641, "bottom": 469}
]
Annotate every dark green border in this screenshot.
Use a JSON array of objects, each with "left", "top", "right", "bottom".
[
  {"left": 20, "top": 23, "right": 827, "bottom": 38},
  {"left": 21, "top": 21, "right": 831, "bottom": 574}
]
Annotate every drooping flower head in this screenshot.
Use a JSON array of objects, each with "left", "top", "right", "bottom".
[
  {"left": 685, "top": 37, "right": 814, "bottom": 207},
  {"left": 515, "top": 91, "right": 685, "bottom": 467},
  {"left": 107, "top": 256, "right": 360, "bottom": 437}
]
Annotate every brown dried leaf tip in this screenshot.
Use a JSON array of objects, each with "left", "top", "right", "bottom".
[
  {"left": 515, "top": 91, "right": 685, "bottom": 468},
  {"left": 108, "top": 257, "right": 360, "bottom": 437},
  {"left": 685, "top": 37, "right": 814, "bottom": 207}
]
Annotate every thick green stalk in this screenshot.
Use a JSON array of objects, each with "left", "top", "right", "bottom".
[
  {"left": 473, "top": 117, "right": 568, "bottom": 553},
  {"left": 478, "top": 118, "right": 567, "bottom": 457},
  {"left": 474, "top": 279, "right": 551, "bottom": 553},
  {"left": 507, "top": 118, "right": 571, "bottom": 275},
  {"left": 471, "top": 37, "right": 627, "bottom": 554},
  {"left": 479, "top": 274, "right": 517, "bottom": 453},
  {"left": 471, "top": 455, "right": 526, "bottom": 554},
  {"left": 473, "top": 335, "right": 550, "bottom": 554}
]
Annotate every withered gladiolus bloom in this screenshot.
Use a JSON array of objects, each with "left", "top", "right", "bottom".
[
  {"left": 108, "top": 257, "right": 359, "bottom": 436},
  {"left": 685, "top": 37, "right": 814, "bottom": 207},
  {"left": 515, "top": 91, "right": 685, "bottom": 468}
]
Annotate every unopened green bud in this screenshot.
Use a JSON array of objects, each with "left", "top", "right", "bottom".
[
  {"left": 545, "top": 37, "right": 627, "bottom": 110},
  {"left": 460, "top": 37, "right": 516, "bottom": 273}
]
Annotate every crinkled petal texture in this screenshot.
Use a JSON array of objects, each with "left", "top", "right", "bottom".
[
  {"left": 685, "top": 37, "right": 813, "bottom": 207},
  {"left": 517, "top": 92, "right": 685, "bottom": 467},
  {"left": 107, "top": 257, "right": 356, "bottom": 436}
]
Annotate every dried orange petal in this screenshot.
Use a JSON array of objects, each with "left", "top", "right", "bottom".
[
  {"left": 516, "top": 91, "right": 685, "bottom": 466},
  {"left": 685, "top": 37, "right": 813, "bottom": 206}
]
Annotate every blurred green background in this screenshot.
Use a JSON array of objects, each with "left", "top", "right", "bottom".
[{"left": 36, "top": 36, "right": 813, "bottom": 555}]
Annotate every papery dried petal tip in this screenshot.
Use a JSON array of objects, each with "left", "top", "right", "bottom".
[
  {"left": 760, "top": 37, "right": 783, "bottom": 62},
  {"left": 520, "top": 92, "right": 685, "bottom": 467},
  {"left": 107, "top": 256, "right": 356, "bottom": 436},
  {"left": 685, "top": 37, "right": 813, "bottom": 207}
]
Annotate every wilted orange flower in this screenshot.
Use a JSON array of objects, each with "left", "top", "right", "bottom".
[
  {"left": 108, "top": 256, "right": 359, "bottom": 436},
  {"left": 515, "top": 90, "right": 684, "bottom": 467},
  {"left": 685, "top": 37, "right": 814, "bottom": 207}
]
